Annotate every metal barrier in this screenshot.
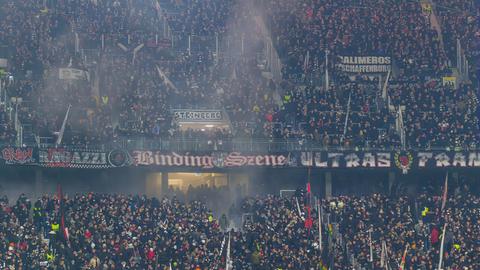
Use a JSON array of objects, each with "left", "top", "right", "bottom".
[{"left": 18, "top": 136, "right": 477, "bottom": 153}]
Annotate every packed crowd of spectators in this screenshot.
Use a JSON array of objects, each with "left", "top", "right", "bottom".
[
  {"left": 328, "top": 183, "right": 480, "bottom": 270},
  {"left": 1, "top": 179, "right": 479, "bottom": 269},
  {"left": 0, "top": 104, "right": 16, "bottom": 145},
  {"left": 261, "top": 0, "right": 448, "bottom": 78},
  {"left": 165, "top": 0, "right": 234, "bottom": 35},
  {"left": 0, "top": 0, "right": 478, "bottom": 150},
  {"left": 271, "top": 78, "right": 401, "bottom": 148},
  {"left": 434, "top": 0, "right": 477, "bottom": 72},
  {"left": 1, "top": 193, "right": 225, "bottom": 269},
  {"left": 390, "top": 78, "right": 479, "bottom": 149}
]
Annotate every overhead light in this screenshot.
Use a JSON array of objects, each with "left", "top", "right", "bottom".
[
  {"left": 201, "top": 128, "right": 205, "bottom": 131},
  {"left": 205, "top": 124, "right": 214, "bottom": 128}
]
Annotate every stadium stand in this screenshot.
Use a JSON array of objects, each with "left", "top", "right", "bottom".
[
  {"left": 0, "top": 0, "right": 479, "bottom": 268},
  {"left": 0, "top": 0, "right": 477, "bottom": 148},
  {"left": 0, "top": 0, "right": 478, "bottom": 148},
  {"left": 1, "top": 179, "right": 479, "bottom": 269}
]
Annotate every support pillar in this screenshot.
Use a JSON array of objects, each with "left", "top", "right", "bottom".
[
  {"left": 325, "top": 172, "right": 332, "bottom": 199},
  {"left": 452, "top": 172, "right": 459, "bottom": 182},
  {"left": 388, "top": 171, "right": 395, "bottom": 194},
  {"left": 100, "top": 170, "right": 109, "bottom": 192},
  {"left": 161, "top": 172, "right": 169, "bottom": 197},
  {"left": 34, "top": 168, "right": 43, "bottom": 200}
]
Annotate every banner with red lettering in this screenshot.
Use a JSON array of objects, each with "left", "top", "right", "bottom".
[{"left": 0, "top": 147, "right": 36, "bottom": 165}]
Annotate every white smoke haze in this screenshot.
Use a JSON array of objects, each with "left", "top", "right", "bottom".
[{"left": 1, "top": 0, "right": 295, "bottom": 221}]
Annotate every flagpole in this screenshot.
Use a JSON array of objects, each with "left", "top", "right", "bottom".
[
  {"left": 318, "top": 200, "right": 322, "bottom": 252},
  {"left": 295, "top": 197, "right": 303, "bottom": 220},
  {"left": 55, "top": 104, "right": 71, "bottom": 146},
  {"left": 437, "top": 223, "right": 447, "bottom": 270},
  {"left": 304, "top": 51, "right": 310, "bottom": 74},
  {"left": 399, "top": 244, "right": 408, "bottom": 270},
  {"left": 226, "top": 232, "right": 231, "bottom": 270},
  {"left": 441, "top": 172, "right": 448, "bottom": 212},
  {"left": 384, "top": 241, "right": 391, "bottom": 270},
  {"left": 305, "top": 169, "right": 313, "bottom": 230},
  {"left": 369, "top": 229, "right": 373, "bottom": 265},
  {"left": 219, "top": 236, "right": 226, "bottom": 257},
  {"left": 380, "top": 240, "right": 385, "bottom": 268},
  {"left": 325, "top": 50, "right": 329, "bottom": 91}
]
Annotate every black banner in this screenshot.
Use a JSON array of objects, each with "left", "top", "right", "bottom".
[
  {"left": 337, "top": 56, "right": 391, "bottom": 73},
  {"left": 2, "top": 148, "right": 480, "bottom": 173},
  {"left": 0, "top": 147, "right": 36, "bottom": 165},
  {"left": 299, "top": 151, "right": 480, "bottom": 173},
  {"left": 38, "top": 148, "right": 130, "bottom": 169},
  {"left": 130, "top": 150, "right": 480, "bottom": 173}
]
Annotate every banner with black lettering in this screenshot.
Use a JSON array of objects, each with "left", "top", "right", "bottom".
[{"left": 337, "top": 56, "right": 391, "bottom": 73}]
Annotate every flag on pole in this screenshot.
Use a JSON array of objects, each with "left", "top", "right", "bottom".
[
  {"left": 55, "top": 104, "right": 71, "bottom": 146},
  {"left": 441, "top": 173, "right": 448, "bottom": 212},
  {"left": 219, "top": 236, "right": 226, "bottom": 256},
  {"left": 437, "top": 223, "right": 447, "bottom": 270},
  {"left": 380, "top": 240, "right": 385, "bottom": 267},
  {"left": 57, "top": 184, "right": 69, "bottom": 244},
  {"left": 305, "top": 182, "right": 313, "bottom": 229},
  {"left": 226, "top": 232, "right": 232, "bottom": 270},
  {"left": 369, "top": 229, "right": 373, "bottom": 263},
  {"left": 295, "top": 197, "right": 304, "bottom": 220},
  {"left": 325, "top": 50, "right": 329, "bottom": 91},
  {"left": 303, "top": 51, "right": 310, "bottom": 73},
  {"left": 399, "top": 244, "right": 408, "bottom": 270},
  {"left": 381, "top": 240, "right": 390, "bottom": 269}
]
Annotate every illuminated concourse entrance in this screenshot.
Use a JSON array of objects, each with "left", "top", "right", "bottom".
[
  {"left": 167, "top": 172, "right": 228, "bottom": 191},
  {"left": 145, "top": 171, "right": 249, "bottom": 215},
  {"left": 145, "top": 172, "right": 249, "bottom": 198}
]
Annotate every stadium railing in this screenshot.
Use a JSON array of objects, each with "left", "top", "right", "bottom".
[{"left": 8, "top": 137, "right": 475, "bottom": 153}]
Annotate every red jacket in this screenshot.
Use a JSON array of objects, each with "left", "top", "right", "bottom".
[
  {"left": 85, "top": 230, "right": 92, "bottom": 239},
  {"left": 431, "top": 227, "right": 439, "bottom": 245},
  {"left": 146, "top": 249, "right": 155, "bottom": 260}
]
